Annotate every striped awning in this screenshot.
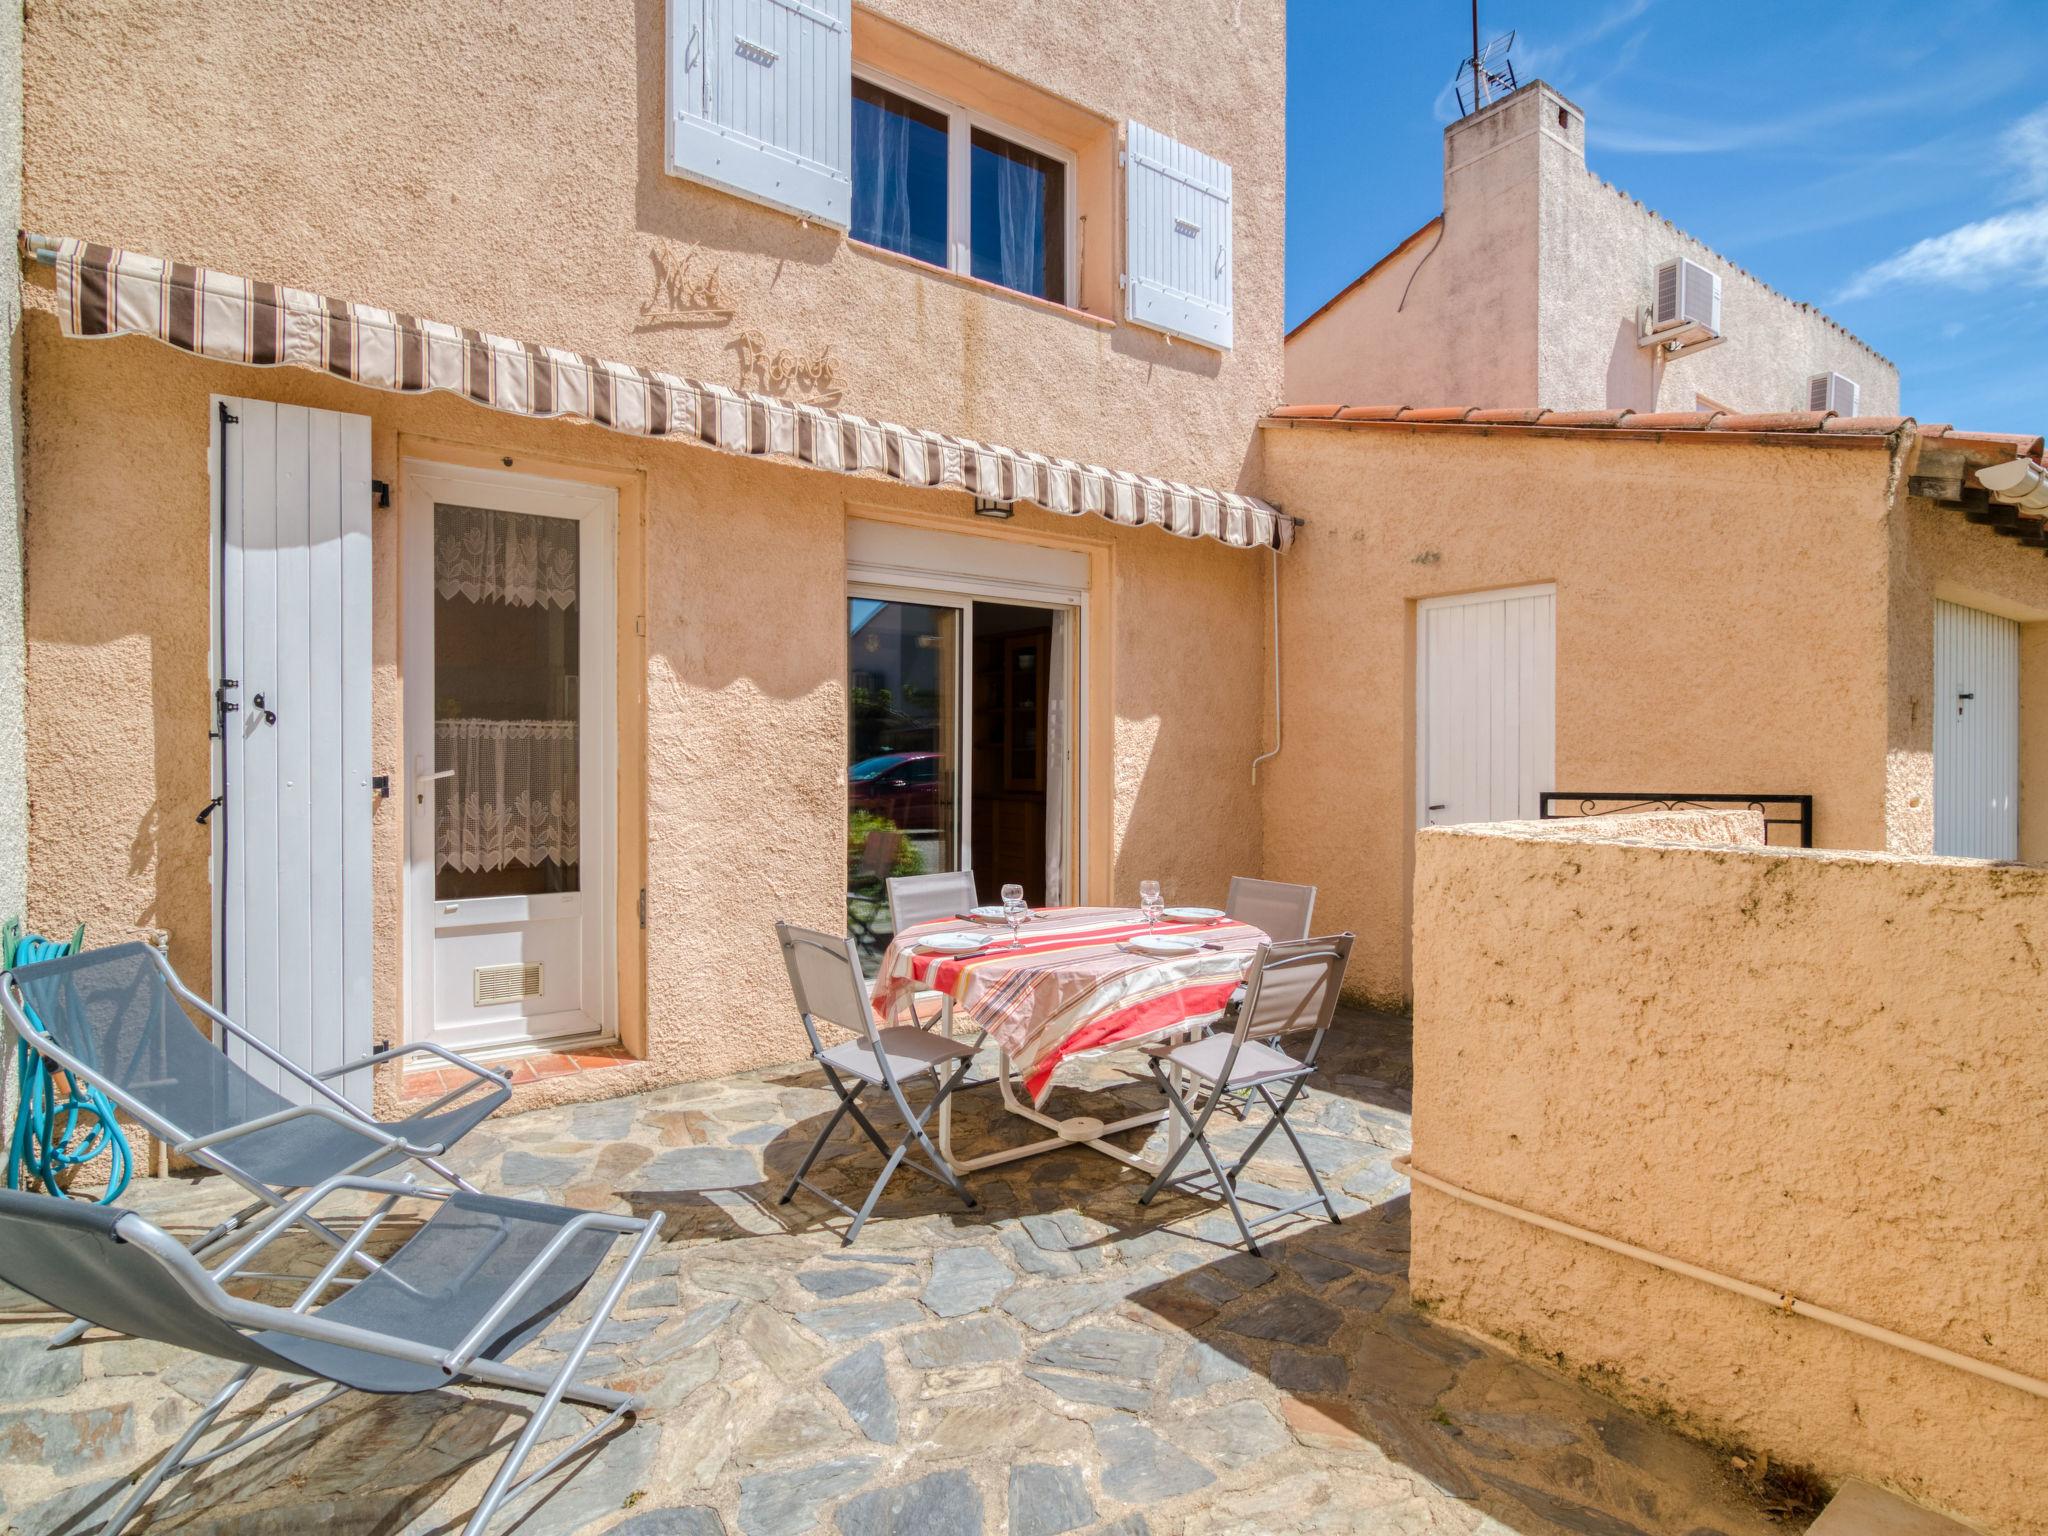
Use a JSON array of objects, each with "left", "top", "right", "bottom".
[{"left": 44, "top": 237, "right": 1289, "bottom": 551}]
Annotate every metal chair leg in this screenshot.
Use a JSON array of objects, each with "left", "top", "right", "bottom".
[
  {"left": 1137, "top": 1063, "right": 1214, "bottom": 1207},
  {"left": 100, "top": 1366, "right": 258, "bottom": 1535},
  {"left": 1257, "top": 1081, "right": 1342, "bottom": 1224},
  {"left": 780, "top": 1084, "right": 861, "bottom": 1204}
]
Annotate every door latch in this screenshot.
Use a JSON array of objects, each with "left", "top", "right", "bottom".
[{"left": 195, "top": 795, "right": 224, "bottom": 826}]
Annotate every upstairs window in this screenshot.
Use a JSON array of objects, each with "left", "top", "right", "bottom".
[{"left": 850, "top": 68, "right": 1076, "bottom": 307}]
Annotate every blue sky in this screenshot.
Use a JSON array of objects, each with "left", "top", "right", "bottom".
[{"left": 1287, "top": 1, "right": 2048, "bottom": 429}]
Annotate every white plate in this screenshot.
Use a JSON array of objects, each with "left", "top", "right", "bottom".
[
  {"left": 967, "top": 906, "right": 1011, "bottom": 923},
  {"left": 1124, "top": 936, "right": 1201, "bottom": 958},
  {"left": 917, "top": 933, "right": 993, "bottom": 955},
  {"left": 1164, "top": 906, "right": 1225, "bottom": 923}
]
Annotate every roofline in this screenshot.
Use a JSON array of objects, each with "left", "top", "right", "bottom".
[
  {"left": 1258, "top": 405, "right": 2045, "bottom": 460},
  {"left": 1285, "top": 216, "right": 1444, "bottom": 342}
]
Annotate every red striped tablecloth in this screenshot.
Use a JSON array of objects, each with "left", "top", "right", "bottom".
[{"left": 873, "top": 907, "right": 1269, "bottom": 1104}]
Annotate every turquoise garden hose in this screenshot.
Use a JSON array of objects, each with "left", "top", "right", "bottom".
[{"left": 4, "top": 920, "right": 132, "bottom": 1203}]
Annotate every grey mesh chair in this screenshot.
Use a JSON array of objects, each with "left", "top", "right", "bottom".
[
  {"left": 883, "top": 870, "right": 979, "bottom": 1030},
  {"left": 1139, "top": 934, "right": 1353, "bottom": 1255},
  {"left": 0, "top": 1178, "right": 662, "bottom": 1535},
  {"left": 1, "top": 943, "right": 510, "bottom": 1339},
  {"left": 1226, "top": 876, "right": 1318, "bottom": 941},
  {"left": 776, "top": 921, "right": 977, "bottom": 1245}
]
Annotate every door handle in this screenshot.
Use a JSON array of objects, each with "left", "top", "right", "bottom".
[{"left": 415, "top": 767, "right": 454, "bottom": 806}]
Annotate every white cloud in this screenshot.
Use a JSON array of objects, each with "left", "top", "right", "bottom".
[{"left": 1836, "top": 107, "right": 2048, "bottom": 302}]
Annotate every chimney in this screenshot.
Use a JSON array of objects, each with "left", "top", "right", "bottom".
[{"left": 1444, "top": 78, "right": 1586, "bottom": 195}]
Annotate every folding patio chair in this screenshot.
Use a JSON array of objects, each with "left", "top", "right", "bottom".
[
  {"left": 1210, "top": 878, "right": 1321, "bottom": 1117},
  {"left": 775, "top": 921, "right": 978, "bottom": 1245},
  {"left": 1138, "top": 933, "right": 1353, "bottom": 1255},
  {"left": 1, "top": 942, "right": 511, "bottom": 1341},
  {"left": 1225, "top": 876, "right": 1318, "bottom": 941},
  {"left": 0, "top": 1177, "right": 663, "bottom": 1536},
  {"left": 884, "top": 869, "right": 979, "bottom": 1030}
]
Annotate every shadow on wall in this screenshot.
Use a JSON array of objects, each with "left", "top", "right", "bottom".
[{"left": 1603, "top": 313, "right": 1656, "bottom": 413}]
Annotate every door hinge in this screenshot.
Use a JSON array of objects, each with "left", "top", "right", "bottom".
[{"left": 638, "top": 889, "right": 648, "bottom": 930}]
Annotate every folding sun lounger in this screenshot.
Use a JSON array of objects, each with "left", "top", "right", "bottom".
[
  {"left": 0, "top": 1178, "right": 664, "bottom": 1535},
  {"left": 1, "top": 942, "right": 513, "bottom": 1338}
]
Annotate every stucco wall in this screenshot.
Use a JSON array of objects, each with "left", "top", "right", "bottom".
[
  {"left": 21, "top": 0, "right": 1283, "bottom": 496},
  {"left": 1409, "top": 820, "right": 2048, "bottom": 1535},
  {"left": 20, "top": 321, "right": 1266, "bottom": 1105},
  {"left": 1257, "top": 421, "right": 1904, "bottom": 1004},
  {"left": 0, "top": 0, "right": 24, "bottom": 929},
  {"left": 1285, "top": 82, "right": 1897, "bottom": 417}
]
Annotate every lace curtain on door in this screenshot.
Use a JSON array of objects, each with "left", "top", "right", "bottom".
[
  {"left": 436, "top": 718, "right": 580, "bottom": 872},
  {"left": 435, "top": 504, "right": 579, "bottom": 609}
]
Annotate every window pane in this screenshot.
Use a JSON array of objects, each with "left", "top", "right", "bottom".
[
  {"left": 971, "top": 130, "right": 1065, "bottom": 302},
  {"left": 852, "top": 79, "right": 949, "bottom": 269},
  {"left": 432, "top": 504, "right": 580, "bottom": 901}
]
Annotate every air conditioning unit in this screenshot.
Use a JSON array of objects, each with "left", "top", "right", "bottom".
[
  {"left": 1638, "top": 257, "right": 1723, "bottom": 356},
  {"left": 1808, "top": 371, "right": 1859, "bottom": 416}
]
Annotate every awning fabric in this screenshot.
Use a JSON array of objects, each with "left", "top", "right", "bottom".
[{"left": 49, "top": 238, "right": 1289, "bottom": 551}]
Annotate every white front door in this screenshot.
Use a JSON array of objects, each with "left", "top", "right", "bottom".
[
  {"left": 403, "top": 462, "right": 616, "bottom": 1051},
  {"left": 211, "top": 397, "right": 376, "bottom": 1106},
  {"left": 1417, "top": 585, "right": 1556, "bottom": 827},
  {"left": 1934, "top": 599, "right": 2019, "bottom": 859}
]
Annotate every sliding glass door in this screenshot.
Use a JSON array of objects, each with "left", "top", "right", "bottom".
[
  {"left": 846, "top": 581, "right": 1080, "bottom": 969},
  {"left": 848, "top": 594, "right": 964, "bottom": 966}
]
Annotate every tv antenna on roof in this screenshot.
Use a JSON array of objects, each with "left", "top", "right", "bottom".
[{"left": 1453, "top": 6, "right": 1517, "bottom": 117}]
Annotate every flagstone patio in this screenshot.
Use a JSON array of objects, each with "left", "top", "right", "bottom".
[{"left": 0, "top": 1011, "right": 1799, "bottom": 1536}]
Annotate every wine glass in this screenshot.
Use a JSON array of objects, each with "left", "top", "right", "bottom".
[
  {"left": 1139, "top": 879, "right": 1164, "bottom": 933},
  {"left": 1002, "top": 883, "right": 1027, "bottom": 948}
]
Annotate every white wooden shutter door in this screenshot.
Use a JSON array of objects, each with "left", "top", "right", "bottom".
[
  {"left": 1933, "top": 599, "right": 2019, "bottom": 860},
  {"left": 1124, "top": 122, "right": 1233, "bottom": 349},
  {"left": 213, "top": 397, "right": 375, "bottom": 1107},
  {"left": 666, "top": 0, "right": 852, "bottom": 227},
  {"left": 1417, "top": 586, "right": 1556, "bottom": 827}
]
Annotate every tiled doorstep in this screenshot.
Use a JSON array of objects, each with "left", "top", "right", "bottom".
[{"left": 400, "top": 1040, "right": 635, "bottom": 1098}]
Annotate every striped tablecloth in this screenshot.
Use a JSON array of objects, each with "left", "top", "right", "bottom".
[{"left": 873, "top": 907, "right": 1270, "bottom": 1104}]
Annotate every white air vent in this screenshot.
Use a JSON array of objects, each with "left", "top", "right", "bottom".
[
  {"left": 474, "top": 962, "right": 544, "bottom": 1007},
  {"left": 1808, "top": 371, "right": 1859, "bottom": 416},
  {"left": 1651, "top": 257, "right": 1721, "bottom": 338}
]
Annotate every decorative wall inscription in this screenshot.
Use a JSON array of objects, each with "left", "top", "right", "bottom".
[
  {"left": 638, "top": 241, "right": 733, "bottom": 327},
  {"left": 731, "top": 328, "right": 845, "bottom": 405}
]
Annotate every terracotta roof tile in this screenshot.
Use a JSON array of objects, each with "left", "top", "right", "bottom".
[
  {"left": 1625, "top": 411, "right": 1721, "bottom": 430},
  {"left": 1261, "top": 401, "right": 2040, "bottom": 458},
  {"left": 1536, "top": 410, "right": 1635, "bottom": 427},
  {"left": 1710, "top": 411, "right": 1832, "bottom": 432}
]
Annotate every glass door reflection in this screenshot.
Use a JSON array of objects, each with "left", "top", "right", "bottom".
[{"left": 848, "top": 596, "right": 961, "bottom": 968}]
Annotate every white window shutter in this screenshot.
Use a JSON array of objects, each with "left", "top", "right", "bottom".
[
  {"left": 1124, "top": 122, "right": 1233, "bottom": 350},
  {"left": 666, "top": 0, "right": 852, "bottom": 227}
]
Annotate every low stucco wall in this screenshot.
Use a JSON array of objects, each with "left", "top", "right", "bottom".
[
  {"left": 1410, "top": 820, "right": 2048, "bottom": 1534},
  {"left": 20, "top": 319, "right": 1267, "bottom": 1110}
]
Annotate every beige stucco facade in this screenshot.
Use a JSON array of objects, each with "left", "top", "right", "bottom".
[
  {"left": 15, "top": 0, "right": 1282, "bottom": 1107},
  {"left": 1285, "top": 81, "right": 1899, "bottom": 418},
  {"left": 1409, "top": 814, "right": 2048, "bottom": 1536},
  {"left": 1257, "top": 414, "right": 2048, "bottom": 1006},
  {"left": 0, "top": 0, "right": 23, "bottom": 929}
]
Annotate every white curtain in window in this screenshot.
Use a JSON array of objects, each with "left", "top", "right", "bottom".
[
  {"left": 990, "top": 153, "right": 1043, "bottom": 297},
  {"left": 856, "top": 104, "right": 916, "bottom": 256},
  {"left": 435, "top": 504, "right": 579, "bottom": 610},
  {"left": 436, "top": 718, "right": 580, "bottom": 872}
]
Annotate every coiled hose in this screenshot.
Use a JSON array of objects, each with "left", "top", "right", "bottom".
[{"left": 4, "top": 920, "right": 131, "bottom": 1203}]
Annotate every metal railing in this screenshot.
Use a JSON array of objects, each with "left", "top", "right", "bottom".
[{"left": 1538, "top": 792, "right": 1814, "bottom": 848}]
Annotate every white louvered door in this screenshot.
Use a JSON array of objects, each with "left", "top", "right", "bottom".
[
  {"left": 1417, "top": 586, "right": 1556, "bottom": 828},
  {"left": 211, "top": 397, "right": 375, "bottom": 1107},
  {"left": 1124, "top": 121, "right": 1233, "bottom": 349},
  {"left": 667, "top": 0, "right": 852, "bottom": 226},
  {"left": 1934, "top": 599, "right": 2019, "bottom": 859}
]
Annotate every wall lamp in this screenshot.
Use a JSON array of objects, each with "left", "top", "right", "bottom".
[{"left": 972, "top": 497, "right": 1015, "bottom": 519}]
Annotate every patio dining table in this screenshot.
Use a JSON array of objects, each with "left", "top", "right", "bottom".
[{"left": 872, "top": 905, "right": 1271, "bottom": 1174}]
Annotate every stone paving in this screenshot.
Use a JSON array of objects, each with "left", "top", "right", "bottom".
[{"left": 0, "top": 1010, "right": 1797, "bottom": 1536}]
